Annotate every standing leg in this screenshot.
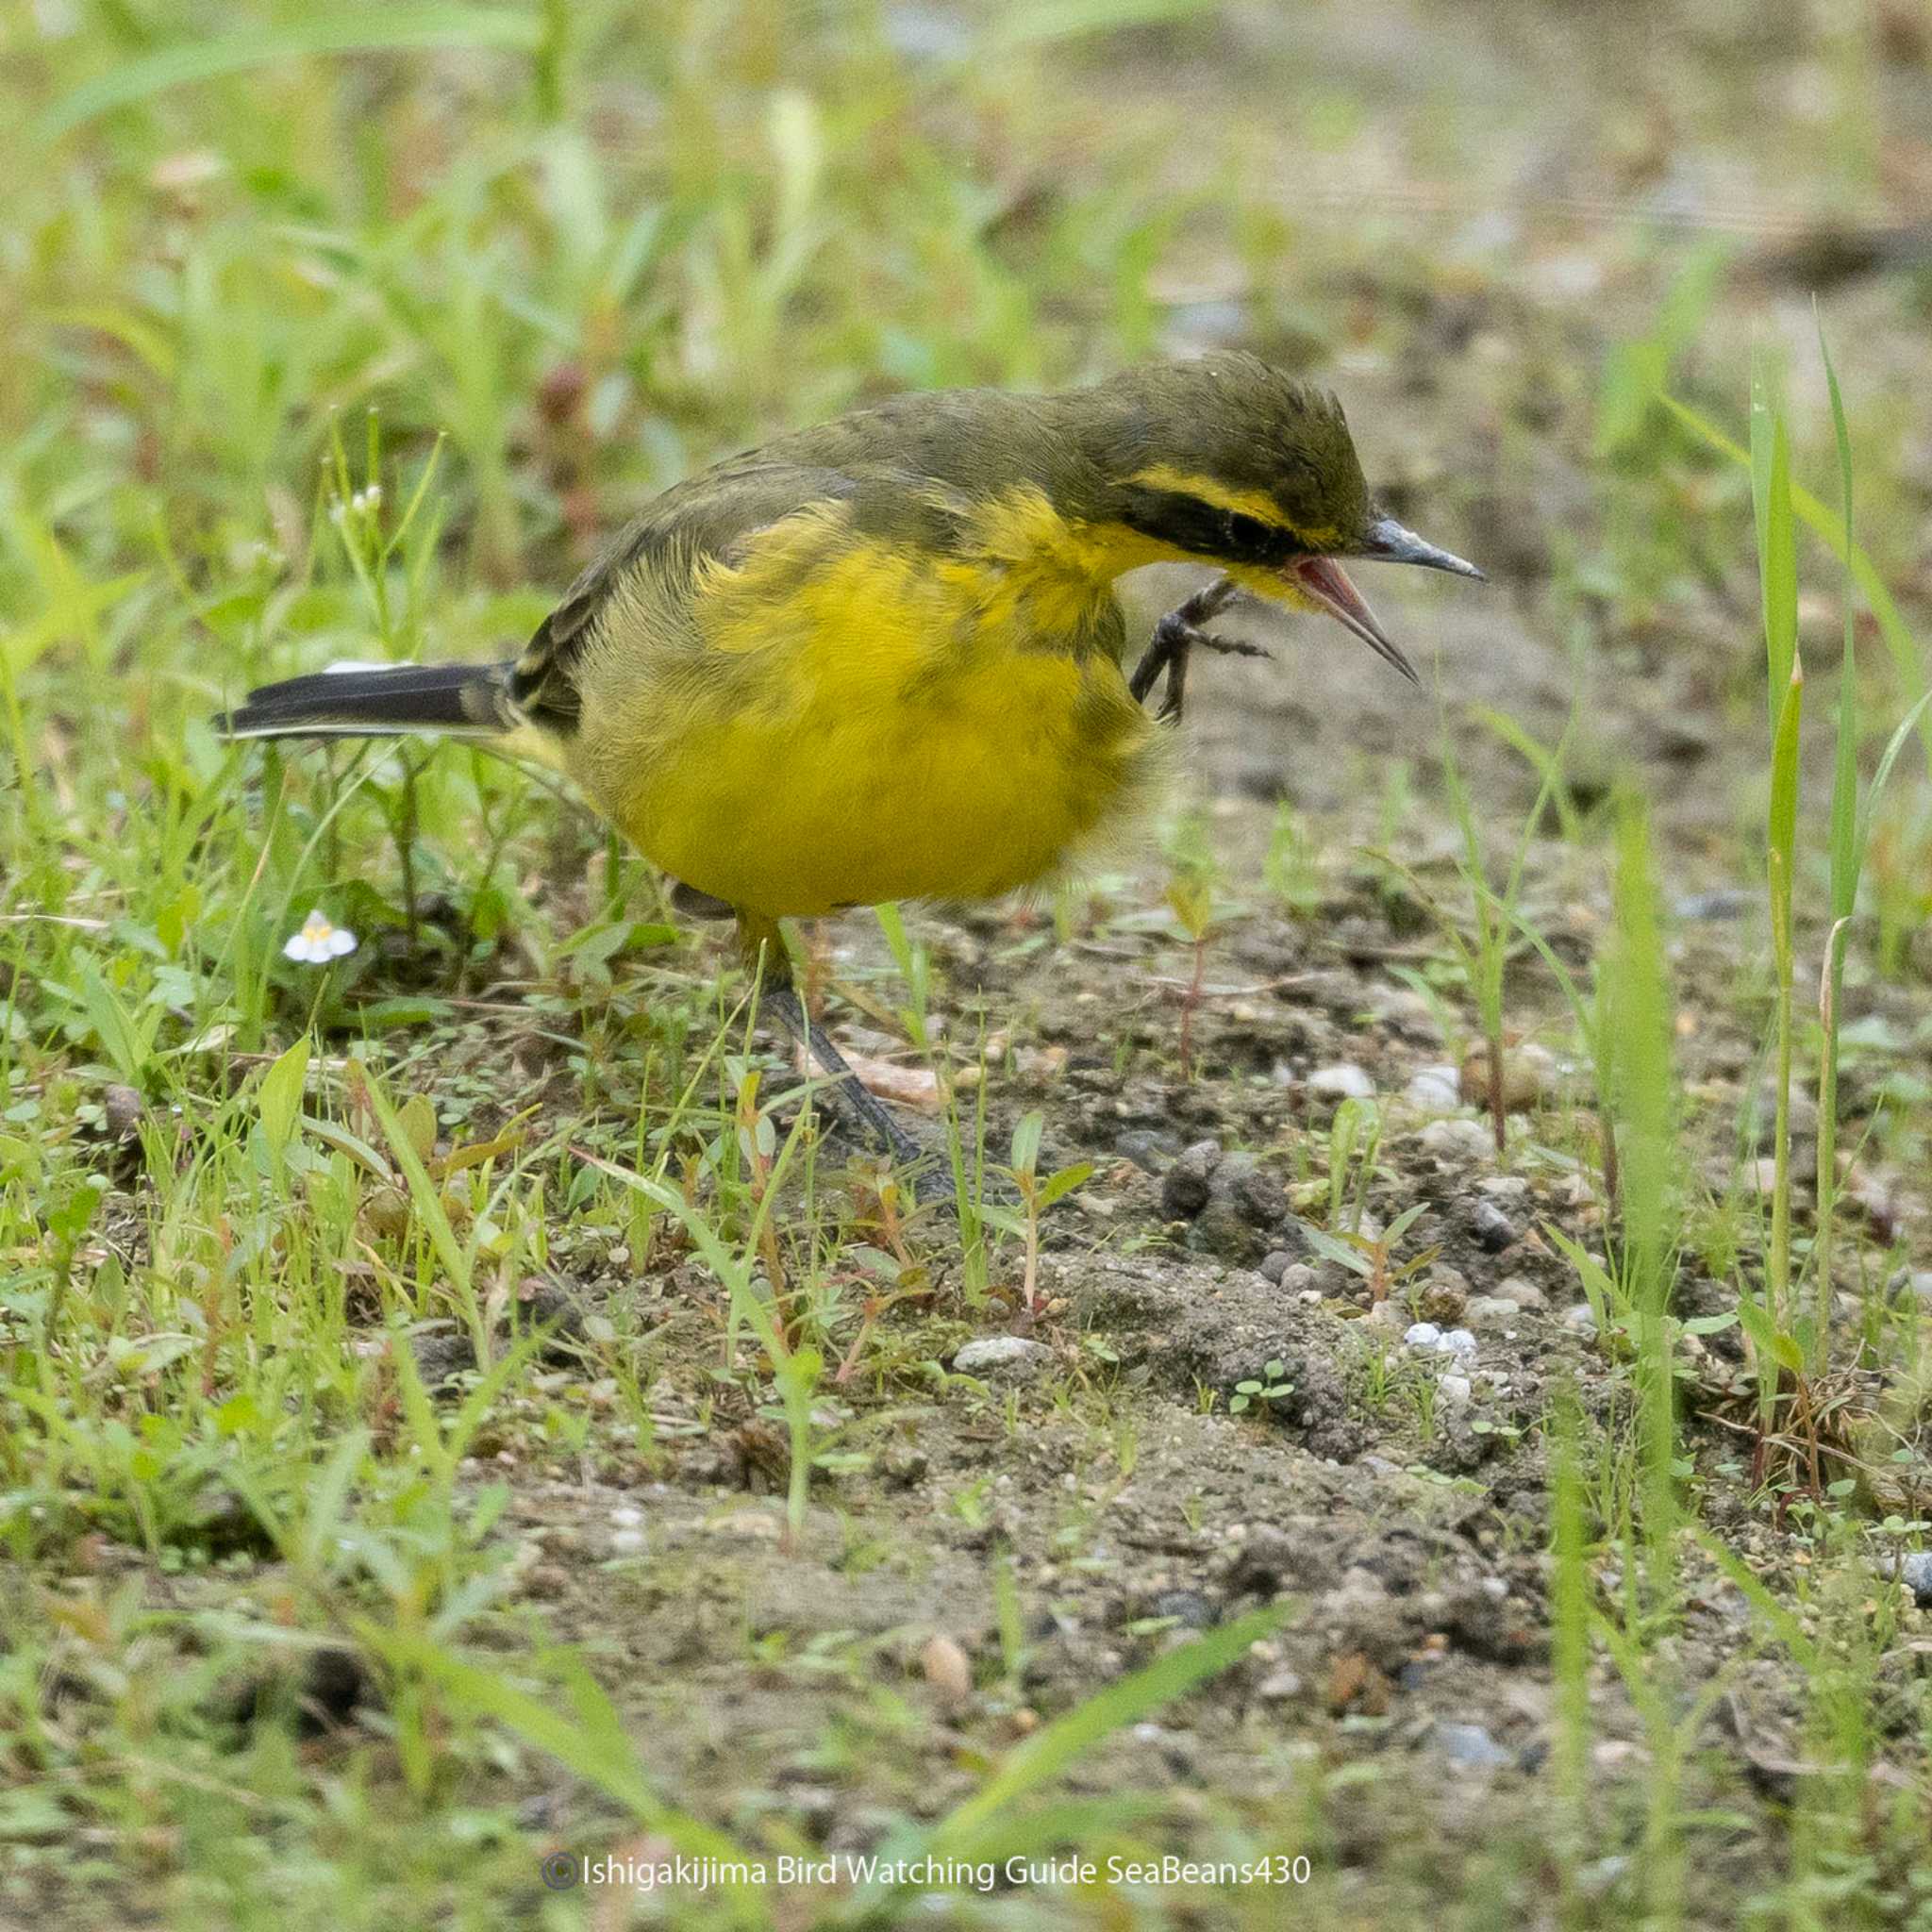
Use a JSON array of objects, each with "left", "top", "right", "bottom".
[{"left": 737, "top": 911, "right": 928, "bottom": 1169}]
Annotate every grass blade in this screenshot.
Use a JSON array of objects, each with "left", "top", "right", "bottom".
[
  {"left": 40, "top": 8, "right": 543, "bottom": 140},
  {"left": 932, "top": 1604, "right": 1289, "bottom": 1847},
  {"left": 1660, "top": 390, "right": 1932, "bottom": 775},
  {"left": 1815, "top": 320, "right": 1857, "bottom": 1348}
]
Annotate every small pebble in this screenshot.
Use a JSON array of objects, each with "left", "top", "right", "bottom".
[
  {"left": 1562, "top": 1302, "right": 1599, "bottom": 1335},
  {"left": 1256, "top": 1668, "right": 1304, "bottom": 1702},
  {"left": 1148, "top": 1590, "right": 1217, "bottom": 1629},
  {"left": 1403, "top": 1322, "right": 1442, "bottom": 1350},
  {"left": 1420, "top": 1118, "right": 1494, "bottom": 1162},
  {"left": 1432, "top": 1721, "right": 1511, "bottom": 1770},
  {"left": 1257, "top": 1249, "right": 1293, "bottom": 1285},
  {"left": 1889, "top": 1269, "right": 1932, "bottom": 1305},
  {"left": 1160, "top": 1138, "right": 1223, "bottom": 1219},
  {"left": 104, "top": 1084, "right": 145, "bottom": 1138},
  {"left": 1404, "top": 1065, "right": 1461, "bottom": 1112},
  {"left": 1458, "top": 1043, "right": 1554, "bottom": 1113},
  {"left": 1115, "top": 1129, "right": 1176, "bottom": 1173},
  {"left": 953, "top": 1336, "right": 1051, "bottom": 1378},
  {"left": 1279, "top": 1262, "right": 1316, "bottom": 1293},
  {"left": 1674, "top": 889, "right": 1751, "bottom": 921},
  {"left": 1881, "top": 1553, "right": 1932, "bottom": 1606},
  {"left": 1469, "top": 1198, "right": 1517, "bottom": 1252},
  {"left": 1465, "top": 1295, "right": 1522, "bottom": 1325},
  {"left": 1441, "top": 1328, "right": 1478, "bottom": 1361},
  {"left": 1438, "top": 1373, "right": 1473, "bottom": 1407},
  {"left": 1308, "top": 1063, "right": 1375, "bottom": 1102},
  {"left": 1493, "top": 1275, "right": 1547, "bottom": 1312},
  {"left": 922, "top": 1634, "right": 974, "bottom": 1707}
]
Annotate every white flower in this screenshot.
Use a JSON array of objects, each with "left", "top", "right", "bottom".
[{"left": 283, "top": 908, "right": 357, "bottom": 964}]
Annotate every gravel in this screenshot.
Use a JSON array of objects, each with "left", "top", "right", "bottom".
[
  {"left": 1404, "top": 1065, "right": 1462, "bottom": 1112},
  {"left": 953, "top": 1336, "right": 1052, "bottom": 1378},
  {"left": 1308, "top": 1063, "right": 1375, "bottom": 1102},
  {"left": 1431, "top": 1721, "right": 1512, "bottom": 1770},
  {"left": 1419, "top": 1117, "right": 1495, "bottom": 1162},
  {"left": 1469, "top": 1197, "right": 1518, "bottom": 1252}
]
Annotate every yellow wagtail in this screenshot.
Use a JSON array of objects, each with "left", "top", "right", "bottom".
[{"left": 219, "top": 354, "right": 1483, "bottom": 1161}]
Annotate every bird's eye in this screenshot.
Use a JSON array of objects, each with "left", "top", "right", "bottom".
[{"left": 1220, "top": 508, "right": 1294, "bottom": 562}]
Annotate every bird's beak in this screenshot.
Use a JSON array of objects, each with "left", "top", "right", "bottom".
[
  {"left": 1286, "top": 556, "right": 1422, "bottom": 686},
  {"left": 1284, "top": 518, "right": 1485, "bottom": 688},
  {"left": 1357, "top": 515, "right": 1487, "bottom": 581}
]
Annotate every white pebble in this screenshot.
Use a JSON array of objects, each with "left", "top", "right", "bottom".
[
  {"left": 1309, "top": 1063, "right": 1375, "bottom": 1102},
  {"left": 1405, "top": 1066, "right": 1462, "bottom": 1112},
  {"left": 1420, "top": 1118, "right": 1493, "bottom": 1161}
]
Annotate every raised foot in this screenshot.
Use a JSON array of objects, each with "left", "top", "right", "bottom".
[{"left": 1129, "top": 576, "right": 1264, "bottom": 721}]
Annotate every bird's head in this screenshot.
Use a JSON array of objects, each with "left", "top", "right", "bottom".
[{"left": 1072, "top": 353, "right": 1484, "bottom": 682}]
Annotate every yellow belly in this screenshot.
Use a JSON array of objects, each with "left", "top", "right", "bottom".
[{"left": 576, "top": 530, "right": 1161, "bottom": 918}]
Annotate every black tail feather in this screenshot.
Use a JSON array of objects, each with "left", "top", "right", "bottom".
[{"left": 216, "top": 660, "right": 517, "bottom": 741}]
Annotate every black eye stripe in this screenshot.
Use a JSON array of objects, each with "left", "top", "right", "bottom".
[{"left": 1117, "top": 488, "right": 1304, "bottom": 566}]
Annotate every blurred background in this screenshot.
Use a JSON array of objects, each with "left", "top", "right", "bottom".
[{"left": 9, "top": 0, "right": 1932, "bottom": 850}]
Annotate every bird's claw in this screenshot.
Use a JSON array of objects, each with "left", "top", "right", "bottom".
[{"left": 1129, "top": 576, "right": 1254, "bottom": 722}]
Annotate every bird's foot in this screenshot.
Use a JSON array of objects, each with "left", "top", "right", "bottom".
[{"left": 1129, "top": 576, "right": 1260, "bottom": 721}]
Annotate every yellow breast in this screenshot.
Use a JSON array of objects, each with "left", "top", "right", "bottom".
[{"left": 573, "top": 491, "right": 1167, "bottom": 918}]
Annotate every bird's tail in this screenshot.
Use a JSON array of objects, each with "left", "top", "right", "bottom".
[{"left": 215, "top": 659, "right": 521, "bottom": 743}]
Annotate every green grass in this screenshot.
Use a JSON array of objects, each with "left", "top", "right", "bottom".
[{"left": 6, "top": 4, "right": 1932, "bottom": 1929}]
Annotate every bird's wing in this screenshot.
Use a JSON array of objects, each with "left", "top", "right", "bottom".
[{"left": 508, "top": 460, "right": 874, "bottom": 719}]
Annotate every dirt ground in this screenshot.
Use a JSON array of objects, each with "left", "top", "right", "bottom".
[{"left": 303, "top": 561, "right": 1931, "bottom": 1926}]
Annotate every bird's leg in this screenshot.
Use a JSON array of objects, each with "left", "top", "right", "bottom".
[
  {"left": 739, "top": 913, "right": 926, "bottom": 1169},
  {"left": 1128, "top": 575, "right": 1267, "bottom": 721},
  {"left": 763, "top": 984, "right": 930, "bottom": 1168}
]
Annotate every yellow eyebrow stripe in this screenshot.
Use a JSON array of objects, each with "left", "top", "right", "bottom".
[{"left": 1127, "top": 464, "right": 1292, "bottom": 529}]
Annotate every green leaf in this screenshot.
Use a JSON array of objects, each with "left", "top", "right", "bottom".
[
  {"left": 1300, "top": 1225, "right": 1373, "bottom": 1276},
  {"left": 355, "top": 1063, "right": 473, "bottom": 1315},
  {"left": 1819, "top": 319, "right": 1860, "bottom": 929},
  {"left": 75, "top": 958, "right": 153, "bottom": 1086},
  {"left": 1759, "top": 429, "right": 1798, "bottom": 724},
  {"left": 258, "top": 1036, "right": 311, "bottom": 1157},
  {"left": 1035, "top": 1161, "right": 1093, "bottom": 1209},
  {"left": 1767, "top": 663, "right": 1804, "bottom": 968},
  {"left": 1383, "top": 1201, "right": 1429, "bottom": 1244},
  {"left": 1856, "top": 688, "right": 1932, "bottom": 858},
  {"left": 1008, "top": 1110, "right": 1044, "bottom": 1179},
  {"left": 1681, "top": 1310, "right": 1738, "bottom": 1336}
]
